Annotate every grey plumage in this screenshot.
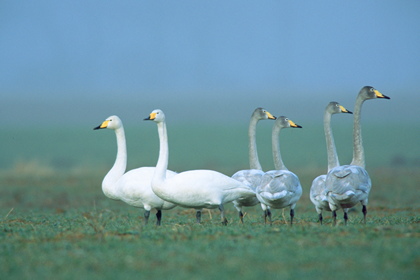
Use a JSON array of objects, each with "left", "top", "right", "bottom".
[
  {"left": 325, "top": 86, "right": 390, "bottom": 225},
  {"left": 309, "top": 102, "right": 352, "bottom": 224},
  {"left": 256, "top": 116, "right": 303, "bottom": 225},
  {"left": 231, "top": 108, "right": 276, "bottom": 223}
]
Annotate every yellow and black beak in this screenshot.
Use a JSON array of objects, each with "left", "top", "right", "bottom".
[
  {"left": 288, "top": 120, "right": 302, "bottom": 128},
  {"left": 144, "top": 112, "right": 157, "bottom": 121},
  {"left": 339, "top": 105, "right": 353, "bottom": 114},
  {"left": 266, "top": 111, "right": 277, "bottom": 120},
  {"left": 93, "top": 120, "right": 109, "bottom": 130},
  {"left": 374, "top": 89, "right": 390, "bottom": 100}
]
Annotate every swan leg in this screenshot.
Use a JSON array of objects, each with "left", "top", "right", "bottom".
[
  {"left": 219, "top": 205, "right": 228, "bottom": 226},
  {"left": 156, "top": 210, "right": 162, "bottom": 226},
  {"left": 362, "top": 205, "right": 367, "bottom": 224},
  {"left": 239, "top": 211, "right": 244, "bottom": 224},
  {"left": 144, "top": 210, "right": 150, "bottom": 225},
  {"left": 290, "top": 208, "right": 295, "bottom": 226},
  {"left": 316, "top": 206, "right": 323, "bottom": 225},
  {"left": 196, "top": 210, "right": 202, "bottom": 224},
  {"left": 261, "top": 203, "right": 271, "bottom": 225},
  {"left": 332, "top": 210, "right": 337, "bottom": 226},
  {"left": 343, "top": 210, "right": 348, "bottom": 226},
  {"left": 264, "top": 209, "right": 272, "bottom": 225}
]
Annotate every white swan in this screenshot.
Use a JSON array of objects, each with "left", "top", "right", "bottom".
[
  {"left": 256, "top": 116, "right": 303, "bottom": 225},
  {"left": 325, "top": 86, "right": 390, "bottom": 225},
  {"left": 231, "top": 108, "right": 276, "bottom": 223},
  {"left": 309, "top": 102, "right": 352, "bottom": 224},
  {"left": 145, "top": 109, "right": 256, "bottom": 225},
  {"left": 94, "top": 115, "right": 177, "bottom": 225}
]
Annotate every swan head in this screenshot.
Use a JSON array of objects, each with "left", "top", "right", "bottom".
[
  {"left": 93, "top": 115, "right": 123, "bottom": 130},
  {"left": 144, "top": 109, "right": 165, "bottom": 123},
  {"left": 252, "top": 107, "right": 276, "bottom": 121},
  {"left": 359, "top": 86, "right": 390, "bottom": 100},
  {"left": 274, "top": 116, "right": 302, "bottom": 129},
  {"left": 327, "top": 102, "right": 353, "bottom": 115}
]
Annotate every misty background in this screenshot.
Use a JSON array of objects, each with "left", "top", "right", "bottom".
[
  {"left": 1, "top": 1, "right": 419, "bottom": 127},
  {"left": 1, "top": 1, "right": 419, "bottom": 173}
]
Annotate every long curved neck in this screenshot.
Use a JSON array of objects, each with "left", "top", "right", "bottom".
[
  {"left": 272, "top": 125, "right": 287, "bottom": 170},
  {"left": 351, "top": 95, "right": 365, "bottom": 167},
  {"left": 153, "top": 121, "right": 168, "bottom": 187},
  {"left": 102, "top": 126, "right": 127, "bottom": 197},
  {"left": 324, "top": 110, "right": 340, "bottom": 171},
  {"left": 248, "top": 117, "right": 262, "bottom": 170}
]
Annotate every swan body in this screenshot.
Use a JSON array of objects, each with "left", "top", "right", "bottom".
[
  {"left": 116, "top": 167, "right": 177, "bottom": 210},
  {"left": 231, "top": 169, "right": 265, "bottom": 218},
  {"left": 258, "top": 170, "right": 302, "bottom": 209},
  {"left": 145, "top": 109, "right": 256, "bottom": 225},
  {"left": 326, "top": 165, "right": 371, "bottom": 208},
  {"left": 325, "top": 86, "right": 390, "bottom": 225},
  {"left": 231, "top": 108, "right": 276, "bottom": 222},
  {"left": 94, "top": 115, "right": 177, "bottom": 225},
  {"left": 153, "top": 169, "right": 255, "bottom": 208},
  {"left": 256, "top": 116, "right": 302, "bottom": 225},
  {"left": 309, "top": 102, "right": 352, "bottom": 224}
]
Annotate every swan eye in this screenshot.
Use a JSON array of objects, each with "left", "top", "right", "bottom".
[{"left": 370, "top": 88, "right": 375, "bottom": 92}]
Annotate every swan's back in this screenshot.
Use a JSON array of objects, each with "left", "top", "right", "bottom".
[
  {"left": 325, "top": 165, "right": 371, "bottom": 208},
  {"left": 232, "top": 169, "right": 265, "bottom": 192},
  {"left": 117, "top": 167, "right": 177, "bottom": 210},
  {"left": 326, "top": 165, "right": 371, "bottom": 193},
  {"left": 231, "top": 169, "right": 263, "bottom": 208},
  {"left": 310, "top": 175, "right": 326, "bottom": 198},
  {"left": 257, "top": 170, "right": 302, "bottom": 208},
  {"left": 261, "top": 170, "right": 302, "bottom": 193},
  {"left": 156, "top": 169, "right": 256, "bottom": 208},
  {"left": 309, "top": 174, "right": 330, "bottom": 209}
]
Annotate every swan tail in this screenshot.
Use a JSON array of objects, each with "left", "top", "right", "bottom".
[{"left": 259, "top": 190, "right": 288, "bottom": 200}]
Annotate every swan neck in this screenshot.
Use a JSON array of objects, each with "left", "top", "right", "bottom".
[
  {"left": 102, "top": 126, "right": 127, "bottom": 196},
  {"left": 272, "top": 125, "right": 287, "bottom": 170},
  {"left": 324, "top": 110, "right": 340, "bottom": 171},
  {"left": 351, "top": 96, "right": 365, "bottom": 167},
  {"left": 153, "top": 121, "right": 168, "bottom": 187},
  {"left": 248, "top": 117, "right": 262, "bottom": 170}
]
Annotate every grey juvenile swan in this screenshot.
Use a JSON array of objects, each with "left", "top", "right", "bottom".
[
  {"left": 325, "top": 86, "right": 390, "bottom": 225},
  {"left": 231, "top": 108, "right": 276, "bottom": 223},
  {"left": 256, "top": 116, "right": 303, "bottom": 225},
  {"left": 309, "top": 102, "right": 352, "bottom": 224}
]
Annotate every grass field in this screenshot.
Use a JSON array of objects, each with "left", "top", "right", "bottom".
[{"left": 1, "top": 124, "right": 419, "bottom": 279}]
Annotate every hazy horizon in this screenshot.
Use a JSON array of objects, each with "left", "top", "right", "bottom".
[{"left": 1, "top": 1, "right": 419, "bottom": 127}]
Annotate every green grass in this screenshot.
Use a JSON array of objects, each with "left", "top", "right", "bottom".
[
  {"left": 0, "top": 167, "right": 419, "bottom": 280},
  {"left": 0, "top": 124, "right": 419, "bottom": 279}
]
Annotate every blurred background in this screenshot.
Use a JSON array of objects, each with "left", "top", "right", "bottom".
[{"left": 1, "top": 1, "right": 419, "bottom": 175}]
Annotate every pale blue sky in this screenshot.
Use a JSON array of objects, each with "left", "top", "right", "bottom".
[{"left": 1, "top": 0, "right": 419, "bottom": 126}]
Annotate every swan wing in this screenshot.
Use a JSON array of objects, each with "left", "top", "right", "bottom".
[
  {"left": 232, "top": 169, "right": 265, "bottom": 191},
  {"left": 257, "top": 170, "right": 302, "bottom": 208},
  {"left": 117, "top": 167, "right": 177, "bottom": 209}
]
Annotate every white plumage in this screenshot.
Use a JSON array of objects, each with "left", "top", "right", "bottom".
[
  {"left": 145, "top": 109, "right": 256, "bottom": 225},
  {"left": 94, "top": 115, "right": 176, "bottom": 225}
]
